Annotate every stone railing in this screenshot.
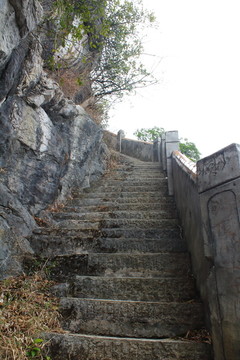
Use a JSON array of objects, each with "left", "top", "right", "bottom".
[
  {"left": 160, "top": 132, "right": 240, "bottom": 360},
  {"left": 103, "top": 130, "right": 154, "bottom": 162}
]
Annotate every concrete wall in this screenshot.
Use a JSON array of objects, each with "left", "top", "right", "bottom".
[
  {"left": 197, "top": 144, "right": 240, "bottom": 360},
  {"left": 170, "top": 144, "right": 240, "bottom": 360},
  {"left": 103, "top": 130, "right": 153, "bottom": 162},
  {"left": 121, "top": 138, "right": 153, "bottom": 162},
  {"left": 172, "top": 152, "right": 212, "bottom": 325}
]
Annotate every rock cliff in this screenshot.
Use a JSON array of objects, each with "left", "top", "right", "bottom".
[{"left": 0, "top": 0, "right": 109, "bottom": 278}]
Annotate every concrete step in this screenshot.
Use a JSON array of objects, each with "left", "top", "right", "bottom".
[
  {"left": 101, "top": 227, "right": 181, "bottom": 239},
  {"left": 59, "top": 297, "right": 205, "bottom": 338},
  {"left": 30, "top": 157, "right": 213, "bottom": 360},
  {"left": 85, "top": 252, "right": 191, "bottom": 277},
  {"left": 55, "top": 218, "right": 179, "bottom": 230},
  {"left": 52, "top": 275, "right": 196, "bottom": 302},
  {"left": 73, "top": 191, "right": 169, "bottom": 200},
  {"left": 98, "top": 178, "right": 167, "bottom": 185},
  {"left": 94, "top": 237, "right": 186, "bottom": 253},
  {"left": 85, "top": 178, "right": 168, "bottom": 188},
  {"left": 45, "top": 333, "right": 212, "bottom": 360},
  {"left": 32, "top": 227, "right": 102, "bottom": 238},
  {"left": 30, "top": 235, "right": 186, "bottom": 257},
  {"left": 87, "top": 184, "right": 168, "bottom": 193},
  {"left": 69, "top": 196, "right": 174, "bottom": 206},
  {"left": 101, "top": 218, "right": 179, "bottom": 229},
  {"left": 121, "top": 163, "right": 160, "bottom": 167},
  {"left": 52, "top": 209, "right": 178, "bottom": 221},
  {"left": 62, "top": 202, "right": 175, "bottom": 213},
  {"left": 125, "top": 165, "right": 161, "bottom": 170},
  {"left": 101, "top": 168, "right": 162, "bottom": 174},
  {"left": 84, "top": 184, "right": 168, "bottom": 196},
  {"left": 111, "top": 167, "right": 162, "bottom": 173},
  {"left": 121, "top": 173, "right": 166, "bottom": 179},
  {"left": 49, "top": 253, "right": 191, "bottom": 280},
  {"left": 33, "top": 226, "right": 180, "bottom": 239}
]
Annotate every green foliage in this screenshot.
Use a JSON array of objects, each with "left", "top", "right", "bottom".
[
  {"left": 134, "top": 127, "right": 165, "bottom": 142},
  {"left": 134, "top": 127, "right": 201, "bottom": 162},
  {"left": 179, "top": 138, "right": 201, "bottom": 162},
  {"left": 45, "top": 0, "right": 157, "bottom": 100},
  {"left": 90, "top": 0, "right": 157, "bottom": 99},
  {"left": 50, "top": 0, "right": 106, "bottom": 44},
  {"left": 23, "top": 256, "right": 57, "bottom": 277},
  {"left": 26, "top": 339, "right": 51, "bottom": 359}
]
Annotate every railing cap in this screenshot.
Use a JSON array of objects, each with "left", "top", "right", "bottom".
[
  {"left": 197, "top": 143, "right": 240, "bottom": 193},
  {"left": 173, "top": 150, "right": 197, "bottom": 180},
  {"left": 165, "top": 131, "right": 179, "bottom": 142}
]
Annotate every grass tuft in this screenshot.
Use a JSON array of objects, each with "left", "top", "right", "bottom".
[{"left": 0, "top": 273, "right": 63, "bottom": 359}]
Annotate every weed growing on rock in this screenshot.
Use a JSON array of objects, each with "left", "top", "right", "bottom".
[{"left": 106, "top": 150, "right": 121, "bottom": 171}]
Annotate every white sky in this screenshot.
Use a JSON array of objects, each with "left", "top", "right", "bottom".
[{"left": 107, "top": 0, "right": 240, "bottom": 158}]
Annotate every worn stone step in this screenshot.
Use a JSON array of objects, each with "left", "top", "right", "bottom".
[
  {"left": 59, "top": 298, "right": 204, "bottom": 338},
  {"left": 126, "top": 165, "right": 161, "bottom": 170},
  {"left": 108, "top": 168, "right": 164, "bottom": 174},
  {"left": 101, "top": 227, "right": 181, "bottom": 239},
  {"left": 73, "top": 191, "right": 169, "bottom": 200},
  {"left": 99, "top": 178, "right": 167, "bottom": 185},
  {"left": 124, "top": 173, "right": 164, "bottom": 178},
  {"left": 88, "top": 184, "right": 168, "bottom": 193},
  {"left": 108, "top": 169, "right": 162, "bottom": 174},
  {"left": 111, "top": 167, "right": 162, "bottom": 173},
  {"left": 30, "top": 235, "right": 186, "bottom": 257},
  {"left": 86, "top": 252, "right": 191, "bottom": 277},
  {"left": 32, "top": 227, "right": 102, "bottom": 238},
  {"left": 122, "top": 163, "right": 160, "bottom": 167},
  {"left": 69, "top": 196, "right": 174, "bottom": 206},
  {"left": 33, "top": 226, "right": 181, "bottom": 239},
  {"left": 94, "top": 237, "right": 186, "bottom": 253},
  {"left": 52, "top": 276, "right": 196, "bottom": 302},
  {"left": 62, "top": 202, "right": 175, "bottom": 213},
  {"left": 94, "top": 180, "right": 168, "bottom": 191},
  {"left": 49, "top": 253, "right": 191, "bottom": 280},
  {"left": 85, "top": 179, "right": 168, "bottom": 189},
  {"left": 55, "top": 218, "right": 179, "bottom": 230},
  {"left": 52, "top": 209, "right": 178, "bottom": 221},
  {"left": 123, "top": 173, "right": 166, "bottom": 179},
  {"left": 45, "top": 333, "right": 212, "bottom": 360},
  {"left": 102, "top": 218, "right": 179, "bottom": 229},
  {"left": 83, "top": 181, "right": 169, "bottom": 193},
  {"left": 125, "top": 172, "right": 163, "bottom": 176}
]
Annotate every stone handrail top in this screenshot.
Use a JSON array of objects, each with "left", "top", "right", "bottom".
[{"left": 172, "top": 150, "right": 197, "bottom": 181}]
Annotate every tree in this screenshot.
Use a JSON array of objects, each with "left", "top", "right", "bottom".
[
  {"left": 133, "top": 127, "right": 165, "bottom": 142},
  {"left": 90, "top": 0, "right": 157, "bottom": 100},
  {"left": 179, "top": 138, "right": 201, "bottom": 162},
  {"left": 44, "top": 0, "right": 157, "bottom": 101},
  {"left": 134, "top": 127, "right": 201, "bottom": 162}
]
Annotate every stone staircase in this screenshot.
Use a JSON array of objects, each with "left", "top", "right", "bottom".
[{"left": 30, "top": 155, "right": 212, "bottom": 359}]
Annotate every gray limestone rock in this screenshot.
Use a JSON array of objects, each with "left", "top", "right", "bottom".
[
  {"left": 0, "top": 0, "right": 21, "bottom": 73},
  {"left": 0, "top": 88, "right": 108, "bottom": 277},
  {"left": 0, "top": 1, "right": 109, "bottom": 278}
]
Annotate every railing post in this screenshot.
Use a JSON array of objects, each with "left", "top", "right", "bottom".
[
  {"left": 158, "top": 137, "right": 162, "bottom": 167},
  {"left": 165, "top": 131, "right": 179, "bottom": 195},
  {"left": 153, "top": 138, "right": 160, "bottom": 162},
  {"left": 161, "top": 133, "right": 166, "bottom": 171},
  {"left": 117, "top": 130, "right": 125, "bottom": 153},
  {"left": 197, "top": 143, "right": 240, "bottom": 360}
]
